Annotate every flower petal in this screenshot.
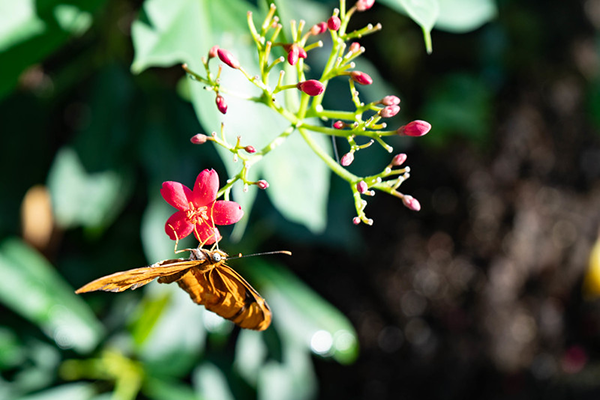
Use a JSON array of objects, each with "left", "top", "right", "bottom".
[
  {"left": 194, "top": 225, "right": 221, "bottom": 245},
  {"left": 161, "top": 182, "right": 193, "bottom": 211},
  {"left": 212, "top": 201, "right": 244, "bottom": 225},
  {"left": 165, "top": 211, "right": 194, "bottom": 240},
  {"left": 192, "top": 169, "right": 219, "bottom": 207}
]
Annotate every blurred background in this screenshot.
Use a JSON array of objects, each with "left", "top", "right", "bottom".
[{"left": 2, "top": 0, "right": 600, "bottom": 399}]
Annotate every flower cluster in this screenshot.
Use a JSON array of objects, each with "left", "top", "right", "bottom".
[{"left": 181, "top": 0, "right": 431, "bottom": 225}]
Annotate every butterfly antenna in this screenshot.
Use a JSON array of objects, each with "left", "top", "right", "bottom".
[
  {"left": 228, "top": 250, "right": 292, "bottom": 260},
  {"left": 169, "top": 224, "right": 195, "bottom": 254}
]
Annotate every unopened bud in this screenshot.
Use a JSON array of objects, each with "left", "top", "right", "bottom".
[
  {"left": 382, "top": 95, "right": 400, "bottom": 106},
  {"left": 380, "top": 105, "right": 400, "bottom": 118},
  {"left": 397, "top": 120, "right": 431, "bottom": 137},
  {"left": 333, "top": 120, "right": 345, "bottom": 129},
  {"left": 328, "top": 16, "right": 341, "bottom": 31},
  {"left": 245, "top": 145, "right": 256, "bottom": 154},
  {"left": 353, "top": 216, "right": 361, "bottom": 225},
  {"left": 349, "top": 42, "right": 361, "bottom": 53},
  {"left": 217, "top": 48, "right": 240, "bottom": 69},
  {"left": 286, "top": 44, "right": 300, "bottom": 65},
  {"left": 356, "top": 0, "right": 375, "bottom": 12},
  {"left": 208, "top": 45, "right": 219, "bottom": 59},
  {"left": 298, "top": 47, "right": 307, "bottom": 59},
  {"left": 257, "top": 180, "right": 269, "bottom": 189},
  {"left": 297, "top": 80, "right": 325, "bottom": 96},
  {"left": 190, "top": 134, "right": 208, "bottom": 144},
  {"left": 350, "top": 71, "right": 373, "bottom": 85},
  {"left": 215, "top": 95, "right": 227, "bottom": 114},
  {"left": 341, "top": 152, "right": 354, "bottom": 166},
  {"left": 310, "top": 22, "right": 328, "bottom": 35},
  {"left": 357, "top": 181, "right": 368, "bottom": 193},
  {"left": 402, "top": 195, "right": 421, "bottom": 211},
  {"left": 391, "top": 153, "right": 407, "bottom": 166}
]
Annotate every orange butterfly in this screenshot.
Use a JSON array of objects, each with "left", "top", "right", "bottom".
[{"left": 76, "top": 248, "right": 289, "bottom": 331}]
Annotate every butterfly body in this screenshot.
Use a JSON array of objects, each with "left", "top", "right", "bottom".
[{"left": 76, "top": 248, "right": 272, "bottom": 331}]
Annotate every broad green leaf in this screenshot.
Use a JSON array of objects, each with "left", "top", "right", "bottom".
[
  {"left": 378, "top": 0, "right": 439, "bottom": 53},
  {"left": 436, "top": 0, "right": 497, "bottom": 32},
  {"left": 193, "top": 362, "right": 235, "bottom": 400},
  {"left": 244, "top": 260, "right": 359, "bottom": 364},
  {"left": 130, "top": 283, "right": 206, "bottom": 378},
  {"left": 0, "top": 238, "right": 103, "bottom": 353},
  {"left": 0, "top": 0, "right": 44, "bottom": 52},
  {"left": 15, "top": 383, "right": 95, "bottom": 400},
  {"left": 47, "top": 147, "right": 131, "bottom": 233},
  {"left": 263, "top": 130, "right": 330, "bottom": 233}
]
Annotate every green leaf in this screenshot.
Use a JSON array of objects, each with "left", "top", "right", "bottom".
[
  {"left": 0, "top": 0, "right": 45, "bottom": 52},
  {"left": 244, "top": 260, "right": 359, "bottom": 364},
  {"left": 143, "top": 378, "right": 199, "bottom": 400},
  {"left": 14, "top": 383, "right": 96, "bottom": 400},
  {"left": 263, "top": 130, "right": 330, "bottom": 234},
  {"left": 47, "top": 147, "right": 131, "bottom": 233},
  {"left": 193, "top": 362, "right": 235, "bottom": 400},
  {"left": 0, "top": 238, "right": 103, "bottom": 353},
  {"left": 435, "top": 0, "right": 497, "bottom": 32},
  {"left": 130, "top": 283, "right": 206, "bottom": 378},
  {"left": 378, "top": 0, "right": 439, "bottom": 53}
]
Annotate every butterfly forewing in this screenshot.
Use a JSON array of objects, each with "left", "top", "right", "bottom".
[{"left": 75, "top": 249, "right": 272, "bottom": 331}]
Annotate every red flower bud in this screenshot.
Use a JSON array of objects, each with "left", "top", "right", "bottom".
[
  {"left": 244, "top": 145, "right": 256, "bottom": 154},
  {"left": 328, "top": 16, "right": 341, "bottom": 31},
  {"left": 333, "top": 120, "right": 345, "bottom": 129},
  {"left": 402, "top": 195, "right": 421, "bottom": 211},
  {"left": 349, "top": 42, "right": 361, "bottom": 53},
  {"left": 208, "top": 45, "right": 219, "bottom": 59},
  {"left": 286, "top": 44, "right": 300, "bottom": 65},
  {"left": 356, "top": 0, "right": 375, "bottom": 12},
  {"left": 311, "top": 22, "right": 328, "bottom": 35},
  {"left": 391, "top": 153, "right": 407, "bottom": 166},
  {"left": 298, "top": 47, "right": 307, "bottom": 59},
  {"left": 215, "top": 95, "right": 227, "bottom": 114},
  {"left": 190, "top": 134, "right": 208, "bottom": 145},
  {"left": 217, "top": 48, "right": 240, "bottom": 69},
  {"left": 297, "top": 80, "right": 325, "bottom": 96},
  {"left": 357, "top": 181, "right": 368, "bottom": 193},
  {"left": 382, "top": 95, "right": 400, "bottom": 106},
  {"left": 397, "top": 120, "right": 431, "bottom": 137},
  {"left": 341, "top": 152, "right": 354, "bottom": 166},
  {"left": 353, "top": 216, "right": 361, "bottom": 225},
  {"left": 350, "top": 71, "right": 373, "bottom": 85},
  {"left": 380, "top": 105, "right": 400, "bottom": 118},
  {"left": 257, "top": 180, "right": 269, "bottom": 190}
]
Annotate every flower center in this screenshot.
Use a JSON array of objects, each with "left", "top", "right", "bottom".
[{"left": 186, "top": 204, "right": 210, "bottom": 225}]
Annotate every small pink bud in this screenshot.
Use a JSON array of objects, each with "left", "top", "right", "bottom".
[
  {"left": 286, "top": 44, "right": 300, "bottom": 65},
  {"left": 298, "top": 47, "right": 307, "bottom": 59},
  {"left": 349, "top": 42, "right": 361, "bottom": 53},
  {"left": 208, "top": 45, "right": 219, "bottom": 59},
  {"left": 397, "top": 120, "right": 431, "bottom": 137},
  {"left": 353, "top": 216, "right": 361, "bottom": 225},
  {"left": 356, "top": 0, "right": 375, "bottom": 12},
  {"left": 257, "top": 180, "right": 269, "bottom": 190},
  {"left": 380, "top": 105, "right": 400, "bottom": 118},
  {"left": 217, "top": 48, "right": 240, "bottom": 69},
  {"left": 328, "top": 16, "right": 341, "bottom": 31},
  {"left": 244, "top": 145, "right": 256, "bottom": 154},
  {"left": 341, "top": 152, "right": 354, "bottom": 166},
  {"left": 357, "top": 181, "right": 368, "bottom": 193},
  {"left": 297, "top": 80, "right": 325, "bottom": 96},
  {"left": 402, "top": 195, "right": 421, "bottom": 211},
  {"left": 215, "top": 95, "right": 227, "bottom": 114},
  {"left": 350, "top": 71, "right": 373, "bottom": 85},
  {"left": 382, "top": 95, "right": 400, "bottom": 106},
  {"left": 311, "top": 22, "right": 328, "bottom": 35},
  {"left": 391, "top": 153, "right": 407, "bottom": 166},
  {"left": 190, "top": 134, "right": 208, "bottom": 144},
  {"left": 333, "top": 120, "right": 345, "bottom": 129}
]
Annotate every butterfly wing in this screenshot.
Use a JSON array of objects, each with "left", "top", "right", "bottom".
[
  {"left": 176, "top": 264, "right": 272, "bottom": 331},
  {"left": 75, "top": 259, "right": 201, "bottom": 294}
]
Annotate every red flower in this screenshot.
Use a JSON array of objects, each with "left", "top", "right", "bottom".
[{"left": 161, "top": 169, "right": 244, "bottom": 245}]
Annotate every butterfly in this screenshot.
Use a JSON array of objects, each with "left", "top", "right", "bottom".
[{"left": 75, "top": 247, "right": 288, "bottom": 331}]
